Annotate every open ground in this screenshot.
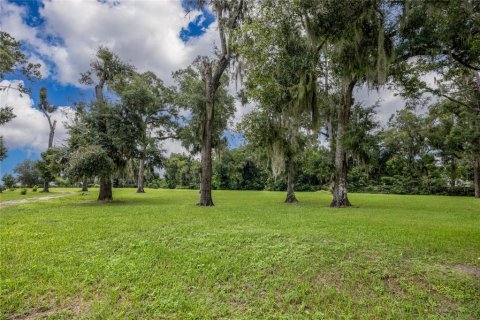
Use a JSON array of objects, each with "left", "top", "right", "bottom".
[{"left": 1, "top": 189, "right": 479, "bottom": 319}]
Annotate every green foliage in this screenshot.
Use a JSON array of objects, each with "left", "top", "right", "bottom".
[
  {"left": 2, "top": 174, "right": 16, "bottom": 189},
  {"left": 163, "top": 153, "right": 200, "bottom": 189},
  {"left": 399, "top": 0, "right": 480, "bottom": 70},
  {"left": 114, "top": 71, "right": 179, "bottom": 179},
  {"left": 237, "top": 1, "right": 321, "bottom": 180},
  {"left": 72, "top": 47, "right": 139, "bottom": 194},
  {"left": 0, "top": 31, "right": 41, "bottom": 81},
  {"left": 79, "top": 46, "right": 134, "bottom": 87},
  {"left": 0, "top": 107, "right": 16, "bottom": 161},
  {"left": 0, "top": 106, "right": 15, "bottom": 125},
  {"left": 36, "top": 147, "right": 67, "bottom": 187},
  {"left": 212, "top": 147, "right": 267, "bottom": 190},
  {"left": 0, "top": 32, "right": 38, "bottom": 161},
  {"left": 68, "top": 145, "right": 114, "bottom": 180},
  {"left": 19, "top": 188, "right": 27, "bottom": 195},
  {"left": 173, "top": 62, "right": 235, "bottom": 154},
  {"left": 14, "top": 160, "right": 41, "bottom": 187},
  {"left": 147, "top": 179, "right": 167, "bottom": 189},
  {"left": 32, "top": 185, "right": 38, "bottom": 192}
]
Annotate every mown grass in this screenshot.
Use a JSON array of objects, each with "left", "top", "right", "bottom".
[{"left": 1, "top": 189, "right": 479, "bottom": 319}]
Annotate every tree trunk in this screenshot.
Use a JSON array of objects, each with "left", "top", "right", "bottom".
[
  {"left": 41, "top": 119, "right": 56, "bottom": 193},
  {"left": 450, "top": 158, "right": 457, "bottom": 189},
  {"left": 198, "top": 102, "right": 214, "bottom": 206},
  {"left": 285, "top": 157, "right": 298, "bottom": 203},
  {"left": 48, "top": 120, "right": 56, "bottom": 149},
  {"left": 474, "top": 157, "right": 480, "bottom": 198},
  {"left": 42, "top": 180, "right": 50, "bottom": 193},
  {"left": 95, "top": 82, "right": 104, "bottom": 102},
  {"left": 98, "top": 176, "right": 112, "bottom": 201},
  {"left": 81, "top": 176, "right": 88, "bottom": 192},
  {"left": 136, "top": 156, "right": 145, "bottom": 193},
  {"left": 198, "top": 60, "right": 217, "bottom": 206},
  {"left": 330, "top": 79, "right": 356, "bottom": 208},
  {"left": 330, "top": 130, "right": 350, "bottom": 207}
]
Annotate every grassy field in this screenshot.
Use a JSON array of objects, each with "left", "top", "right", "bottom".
[{"left": 1, "top": 189, "right": 479, "bottom": 319}]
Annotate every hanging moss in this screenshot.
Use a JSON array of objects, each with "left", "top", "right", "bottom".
[
  {"left": 271, "top": 135, "right": 285, "bottom": 178},
  {"left": 377, "top": 24, "right": 387, "bottom": 83}
]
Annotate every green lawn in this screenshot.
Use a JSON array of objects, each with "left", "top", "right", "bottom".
[{"left": 1, "top": 189, "right": 479, "bottom": 319}]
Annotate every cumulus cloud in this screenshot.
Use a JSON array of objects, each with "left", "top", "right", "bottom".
[
  {"left": 354, "top": 85, "right": 405, "bottom": 124},
  {"left": 0, "top": 0, "right": 220, "bottom": 86},
  {"left": 0, "top": 80, "right": 74, "bottom": 152}
]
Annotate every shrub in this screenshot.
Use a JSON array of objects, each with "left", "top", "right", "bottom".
[
  {"left": 55, "top": 177, "right": 72, "bottom": 187},
  {"left": 32, "top": 185, "right": 38, "bottom": 192},
  {"left": 147, "top": 179, "right": 167, "bottom": 189},
  {"left": 20, "top": 188, "right": 27, "bottom": 195}
]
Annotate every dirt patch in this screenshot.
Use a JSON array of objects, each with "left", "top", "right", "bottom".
[
  {"left": 1, "top": 192, "right": 75, "bottom": 207},
  {"left": 451, "top": 264, "right": 480, "bottom": 279},
  {"left": 12, "top": 296, "right": 92, "bottom": 320},
  {"left": 315, "top": 271, "right": 345, "bottom": 292}
]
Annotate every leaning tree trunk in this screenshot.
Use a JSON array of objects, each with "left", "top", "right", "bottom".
[
  {"left": 285, "top": 157, "right": 298, "bottom": 203},
  {"left": 474, "top": 157, "right": 480, "bottom": 198},
  {"left": 98, "top": 175, "right": 113, "bottom": 201},
  {"left": 81, "top": 176, "right": 88, "bottom": 192},
  {"left": 198, "top": 101, "right": 214, "bottom": 206},
  {"left": 136, "top": 156, "right": 145, "bottom": 193},
  {"left": 330, "top": 80, "right": 356, "bottom": 208}
]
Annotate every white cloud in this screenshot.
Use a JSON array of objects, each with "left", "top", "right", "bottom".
[
  {"left": 0, "top": 0, "right": 220, "bottom": 86},
  {"left": 354, "top": 85, "right": 405, "bottom": 124},
  {"left": 0, "top": 80, "right": 74, "bottom": 152},
  {"left": 161, "top": 138, "right": 187, "bottom": 156}
]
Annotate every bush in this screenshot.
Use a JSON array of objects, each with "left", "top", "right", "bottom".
[
  {"left": 20, "top": 188, "right": 27, "bottom": 195},
  {"left": 32, "top": 185, "right": 38, "bottom": 192},
  {"left": 9, "top": 187, "right": 15, "bottom": 191},
  {"left": 55, "top": 177, "right": 72, "bottom": 187},
  {"left": 147, "top": 179, "right": 167, "bottom": 189}
]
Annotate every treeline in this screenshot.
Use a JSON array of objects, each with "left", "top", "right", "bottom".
[
  {"left": 1, "top": 0, "right": 479, "bottom": 205},
  {"left": 5, "top": 101, "right": 476, "bottom": 197},
  {"left": 169, "top": 101, "right": 476, "bottom": 197}
]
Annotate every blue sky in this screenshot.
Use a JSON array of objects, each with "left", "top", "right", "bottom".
[{"left": 0, "top": 0, "right": 221, "bottom": 176}]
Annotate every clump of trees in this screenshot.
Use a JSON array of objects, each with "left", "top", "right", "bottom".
[{"left": 2, "top": 0, "right": 479, "bottom": 203}]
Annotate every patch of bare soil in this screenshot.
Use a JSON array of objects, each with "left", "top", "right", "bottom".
[
  {"left": 0, "top": 192, "right": 75, "bottom": 207},
  {"left": 12, "top": 297, "right": 92, "bottom": 320},
  {"left": 451, "top": 264, "right": 480, "bottom": 279}
]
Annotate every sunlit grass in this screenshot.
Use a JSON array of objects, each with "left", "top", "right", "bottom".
[{"left": 1, "top": 189, "right": 479, "bottom": 319}]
